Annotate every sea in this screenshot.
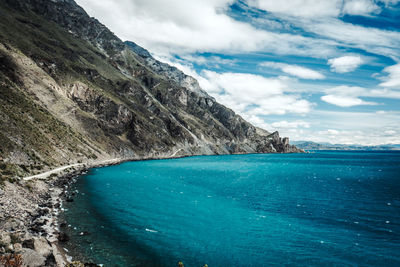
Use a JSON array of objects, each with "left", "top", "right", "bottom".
[{"left": 61, "top": 151, "right": 400, "bottom": 266}]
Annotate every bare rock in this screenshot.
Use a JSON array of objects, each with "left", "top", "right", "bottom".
[
  {"left": 20, "top": 248, "right": 46, "bottom": 267},
  {"left": 13, "top": 242, "right": 23, "bottom": 252},
  {"left": 51, "top": 243, "right": 68, "bottom": 267},
  {"left": 34, "top": 237, "right": 52, "bottom": 257},
  {"left": 282, "top": 137, "right": 290, "bottom": 146},
  {"left": 0, "top": 232, "right": 11, "bottom": 244}
]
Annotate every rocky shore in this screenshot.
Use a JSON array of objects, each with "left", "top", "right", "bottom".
[{"left": 0, "top": 158, "right": 128, "bottom": 267}]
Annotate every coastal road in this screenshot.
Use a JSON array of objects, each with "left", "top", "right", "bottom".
[
  {"left": 23, "top": 163, "right": 83, "bottom": 181},
  {"left": 23, "top": 158, "right": 122, "bottom": 181}
]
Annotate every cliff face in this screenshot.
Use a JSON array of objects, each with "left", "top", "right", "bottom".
[{"left": 0, "top": 0, "right": 302, "bottom": 179}]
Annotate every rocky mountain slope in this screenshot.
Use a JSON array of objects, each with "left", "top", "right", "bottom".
[{"left": 0, "top": 0, "right": 301, "bottom": 180}]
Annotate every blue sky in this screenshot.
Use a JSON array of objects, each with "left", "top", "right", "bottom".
[{"left": 76, "top": 0, "right": 400, "bottom": 145}]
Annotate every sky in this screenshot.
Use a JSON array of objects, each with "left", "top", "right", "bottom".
[{"left": 75, "top": 0, "right": 400, "bottom": 145}]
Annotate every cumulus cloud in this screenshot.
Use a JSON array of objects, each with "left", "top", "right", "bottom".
[
  {"left": 199, "top": 71, "right": 312, "bottom": 115},
  {"left": 342, "top": 0, "right": 380, "bottom": 15},
  {"left": 328, "top": 55, "right": 364, "bottom": 73},
  {"left": 260, "top": 62, "right": 325, "bottom": 79},
  {"left": 379, "top": 63, "right": 400, "bottom": 88},
  {"left": 321, "top": 85, "right": 378, "bottom": 107},
  {"left": 321, "top": 94, "right": 376, "bottom": 107}
]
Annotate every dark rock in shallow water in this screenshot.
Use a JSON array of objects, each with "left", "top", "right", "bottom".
[
  {"left": 66, "top": 198, "right": 74, "bottom": 202},
  {"left": 59, "top": 222, "right": 67, "bottom": 228},
  {"left": 45, "top": 253, "right": 57, "bottom": 267},
  {"left": 66, "top": 261, "right": 101, "bottom": 267},
  {"left": 58, "top": 232, "right": 69, "bottom": 243}
]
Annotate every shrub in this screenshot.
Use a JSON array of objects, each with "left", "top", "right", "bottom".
[{"left": 0, "top": 253, "right": 23, "bottom": 267}]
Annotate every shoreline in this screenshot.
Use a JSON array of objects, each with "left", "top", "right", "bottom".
[{"left": 0, "top": 156, "right": 131, "bottom": 266}]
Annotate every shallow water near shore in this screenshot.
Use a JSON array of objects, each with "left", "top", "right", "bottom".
[{"left": 62, "top": 151, "right": 400, "bottom": 266}]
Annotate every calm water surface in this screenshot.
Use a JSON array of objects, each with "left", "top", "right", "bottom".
[{"left": 62, "top": 151, "right": 400, "bottom": 266}]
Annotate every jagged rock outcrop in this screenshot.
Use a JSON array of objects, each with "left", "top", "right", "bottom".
[
  {"left": 125, "top": 41, "right": 210, "bottom": 97},
  {"left": 0, "top": 0, "right": 302, "bottom": 180}
]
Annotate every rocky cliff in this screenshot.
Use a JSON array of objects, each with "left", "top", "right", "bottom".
[{"left": 0, "top": 0, "right": 302, "bottom": 180}]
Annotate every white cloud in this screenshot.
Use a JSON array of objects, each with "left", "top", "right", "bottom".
[
  {"left": 195, "top": 71, "right": 312, "bottom": 122},
  {"left": 321, "top": 85, "right": 379, "bottom": 107},
  {"left": 342, "top": 0, "right": 380, "bottom": 15},
  {"left": 243, "top": 116, "right": 311, "bottom": 137},
  {"left": 180, "top": 55, "right": 237, "bottom": 69},
  {"left": 380, "top": 0, "right": 400, "bottom": 6},
  {"left": 318, "top": 129, "right": 340, "bottom": 135},
  {"left": 300, "top": 18, "right": 400, "bottom": 60},
  {"left": 201, "top": 71, "right": 284, "bottom": 99},
  {"left": 294, "top": 110, "right": 400, "bottom": 145},
  {"left": 76, "top": 0, "right": 338, "bottom": 58},
  {"left": 321, "top": 94, "right": 377, "bottom": 107},
  {"left": 384, "top": 130, "right": 396, "bottom": 135},
  {"left": 260, "top": 62, "right": 325, "bottom": 79},
  {"left": 248, "top": 0, "right": 342, "bottom": 17},
  {"left": 271, "top": 120, "right": 310, "bottom": 129},
  {"left": 249, "top": 0, "right": 395, "bottom": 18},
  {"left": 369, "top": 88, "right": 400, "bottom": 98},
  {"left": 379, "top": 63, "right": 400, "bottom": 88},
  {"left": 328, "top": 55, "right": 364, "bottom": 73}
]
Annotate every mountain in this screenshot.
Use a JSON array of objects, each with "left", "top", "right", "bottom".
[
  {"left": 0, "top": 0, "right": 301, "bottom": 180},
  {"left": 292, "top": 141, "right": 400, "bottom": 151}
]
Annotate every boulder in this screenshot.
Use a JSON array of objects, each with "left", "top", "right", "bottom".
[
  {"left": 0, "top": 233, "right": 11, "bottom": 245},
  {"left": 20, "top": 248, "right": 46, "bottom": 267},
  {"left": 34, "top": 237, "right": 52, "bottom": 257},
  {"left": 13, "top": 243, "right": 22, "bottom": 252}
]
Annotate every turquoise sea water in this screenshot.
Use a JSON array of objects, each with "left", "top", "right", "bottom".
[{"left": 62, "top": 151, "right": 400, "bottom": 266}]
